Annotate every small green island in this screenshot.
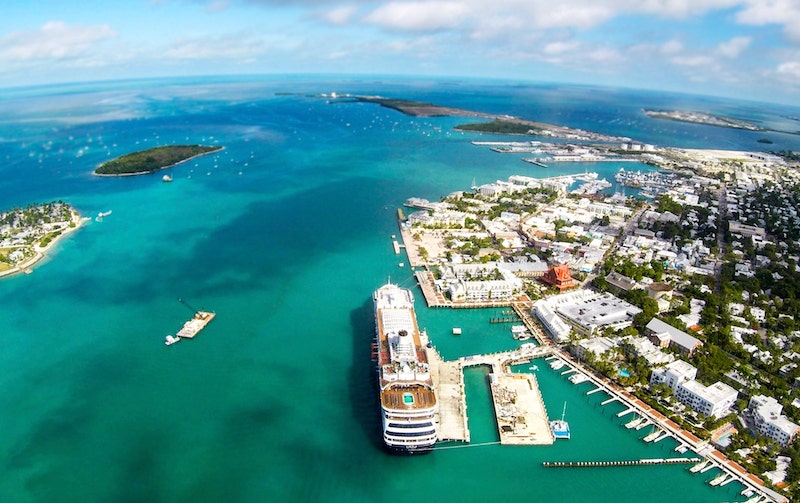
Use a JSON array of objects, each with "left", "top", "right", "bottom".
[{"left": 94, "top": 145, "right": 223, "bottom": 176}]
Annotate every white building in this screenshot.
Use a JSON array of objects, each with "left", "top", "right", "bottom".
[
  {"left": 574, "top": 336, "right": 618, "bottom": 359},
  {"left": 537, "top": 289, "right": 642, "bottom": 338},
  {"left": 534, "top": 303, "right": 571, "bottom": 343},
  {"left": 650, "top": 360, "right": 737, "bottom": 418},
  {"left": 748, "top": 395, "right": 800, "bottom": 446},
  {"left": 676, "top": 380, "right": 738, "bottom": 419},
  {"left": 439, "top": 263, "right": 523, "bottom": 302}
]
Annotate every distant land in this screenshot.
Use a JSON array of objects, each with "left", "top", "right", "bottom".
[
  {"left": 643, "top": 109, "right": 764, "bottom": 131},
  {"left": 354, "top": 96, "right": 631, "bottom": 143},
  {"left": 354, "top": 96, "right": 493, "bottom": 118},
  {"left": 94, "top": 145, "right": 223, "bottom": 176}
]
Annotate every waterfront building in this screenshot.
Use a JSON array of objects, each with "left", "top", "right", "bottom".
[
  {"left": 438, "top": 263, "right": 523, "bottom": 302},
  {"left": 622, "top": 336, "right": 674, "bottom": 366},
  {"left": 651, "top": 360, "right": 738, "bottom": 419},
  {"left": 574, "top": 336, "right": 618, "bottom": 360},
  {"left": 748, "top": 395, "right": 800, "bottom": 446},
  {"left": 646, "top": 318, "right": 703, "bottom": 357},
  {"left": 533, "top": 302, "right": 571, "bottom": 343},
  {"left": 535, "top": 289, "right": 642, "bottom": 338},
  {"left": 676, "top": 380, "right": 738, "bottom": 419},
  {"left": 650, "top": 360, "right": 697, "bottom": 390}
]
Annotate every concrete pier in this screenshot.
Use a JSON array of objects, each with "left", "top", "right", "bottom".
[
  {"left": 423, "top": 335, "right": 469, "bottom": 443},
  {"left": 616, "top": 407, "right": 635, "bottom": 417}
]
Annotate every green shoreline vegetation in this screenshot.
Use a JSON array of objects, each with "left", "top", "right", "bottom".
[
  {"left": 455, "top": 119, "right": 540, "bottom": 135},
  {"left": 94, "top": 145, "right": 223, "bottom": 176}
]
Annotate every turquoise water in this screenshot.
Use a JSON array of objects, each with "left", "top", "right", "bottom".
[{"left": 1, "top": 76, "right": 798, "bottom": 502}]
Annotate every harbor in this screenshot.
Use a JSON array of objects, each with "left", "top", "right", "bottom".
[
  {"left": 412, "top": 267, "right": 782, "bottom": 501},
  {"left": 425, "top": 340, "right": 555, "bottom": 445}
]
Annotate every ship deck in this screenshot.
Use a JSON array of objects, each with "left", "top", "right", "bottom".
[
  {"left": 176, "top": 311, "right": 215, "bottom": 339},
  {"left": 381, "top": 385, "right": 436, "bottom": 410}
]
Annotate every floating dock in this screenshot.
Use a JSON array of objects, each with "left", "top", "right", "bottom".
[{"left": 176, "top": 311, "right": 216, "bottom": 339}]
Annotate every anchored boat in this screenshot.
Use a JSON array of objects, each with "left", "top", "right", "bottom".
[{"left": 551, "top": 402, "right": 571, "bottom": 440}]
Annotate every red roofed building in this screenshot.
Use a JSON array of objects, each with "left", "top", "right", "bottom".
[{"left": 540, "top": 264, "right": 576, "bottom": 291}]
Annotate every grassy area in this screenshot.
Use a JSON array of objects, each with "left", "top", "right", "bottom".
[{"left": 95, "top": 145, "right": 222, "bottom": 175}]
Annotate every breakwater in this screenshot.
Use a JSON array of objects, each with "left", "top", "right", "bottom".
[{"left": 543, "top": 458, "right": 700, "bottom": 468}]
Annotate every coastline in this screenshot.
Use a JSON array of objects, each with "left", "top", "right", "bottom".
[
  {"left": 93, "top": 145, "right": 224, "bottom": 177},
  {"left": 0, "top": 211, "right": 87, "bottom": 280}
]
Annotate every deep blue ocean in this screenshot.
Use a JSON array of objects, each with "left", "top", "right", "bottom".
[{"left": 1, "top": 75, "right": 799, "bottom": 503}]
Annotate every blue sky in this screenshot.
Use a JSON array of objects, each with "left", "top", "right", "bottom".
[{"left": 2, "top": 0, "right": 800, "bottom": 104}]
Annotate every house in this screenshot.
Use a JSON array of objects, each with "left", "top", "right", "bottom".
[
  {"left": 540, "top": 263, "right": 576, "bottom": 291},
  {"left": 646, "top": 318, "right": 703, "bottom": 357},
  {"left": 605, "top": 271, "right": 637, "bottom": 292}
]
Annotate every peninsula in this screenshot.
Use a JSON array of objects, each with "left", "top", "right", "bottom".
[
  {"left": 0, "top": 201, "right": 85, "bottom": 279},
  {"left": 94, "top": 145, "right": 223, "bottom": 176},
  {"left": 643, "top": 109, "right": 763, "bottom": 131},
  {"left": 355, "top": 95, "right": 630, "bottom": 142}
]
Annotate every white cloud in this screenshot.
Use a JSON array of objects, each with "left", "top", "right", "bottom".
[
  {"left": 321, "top": 5, "right": 359, "bottom": 25},
  {"left": 164, "top": 33, "right": 279, "bottom": 60},
  {"left": 543, "top": 41, "right": 581, "bottom": 56},
  {"left": 716, "top": 36, "right": 751, "bottom": 58},
  {"left": 635, "top": 0, "right": 741, "bottom": 18},
  {"left": 364, "top": 2, "right": 469, "bottom": 32},
  {"left": 660, "top": 39, "right": 684, "bottom": 55},
  {"left": 736, "top": 0, "right": 800, "bottom": 41},
  {"left": 671, "top": 54, "right": 714, "bottom": 67},
  {"left": 776, "top": 60, "right": 800, "bottom": 78},
  {"left": 0, "top": 21, "right": 116, "bottom": 62}
]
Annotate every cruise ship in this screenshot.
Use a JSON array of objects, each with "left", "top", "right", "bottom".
[{"left": 373, "top": 283, "right": 437, "bottom": 454}]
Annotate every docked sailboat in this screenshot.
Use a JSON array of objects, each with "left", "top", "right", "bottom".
[
  {"left": 373, "top": 283, "right": 437, "bottom": 454},
  {"left": 550, "top": 402, "right": 571, "bottom": 440}
]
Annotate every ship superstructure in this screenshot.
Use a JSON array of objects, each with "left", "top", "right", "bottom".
[{"left": 373, "top": 283, "right": 437, "bottom": 454}]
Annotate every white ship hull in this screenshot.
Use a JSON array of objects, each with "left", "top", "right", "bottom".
[{"left": 374, "top": 283, "right": 437, "bottom": 454}]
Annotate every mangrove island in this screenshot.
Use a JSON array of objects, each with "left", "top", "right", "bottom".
[{"left": 94, "top": 145, "right": 223, "bottom": 176}]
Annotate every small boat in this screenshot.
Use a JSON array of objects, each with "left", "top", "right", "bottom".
[
  {"left": 551, "top": 402, "right": 570, "bottom": 440},
  {"left": 165, "top": 334, "right": 180, "bottom": 346},
  {"left": 95, "top": 210, "right": 112, "bottom": 222},
  {"left": 162, "top": 174, "right": 173, "bottom": 182}
]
